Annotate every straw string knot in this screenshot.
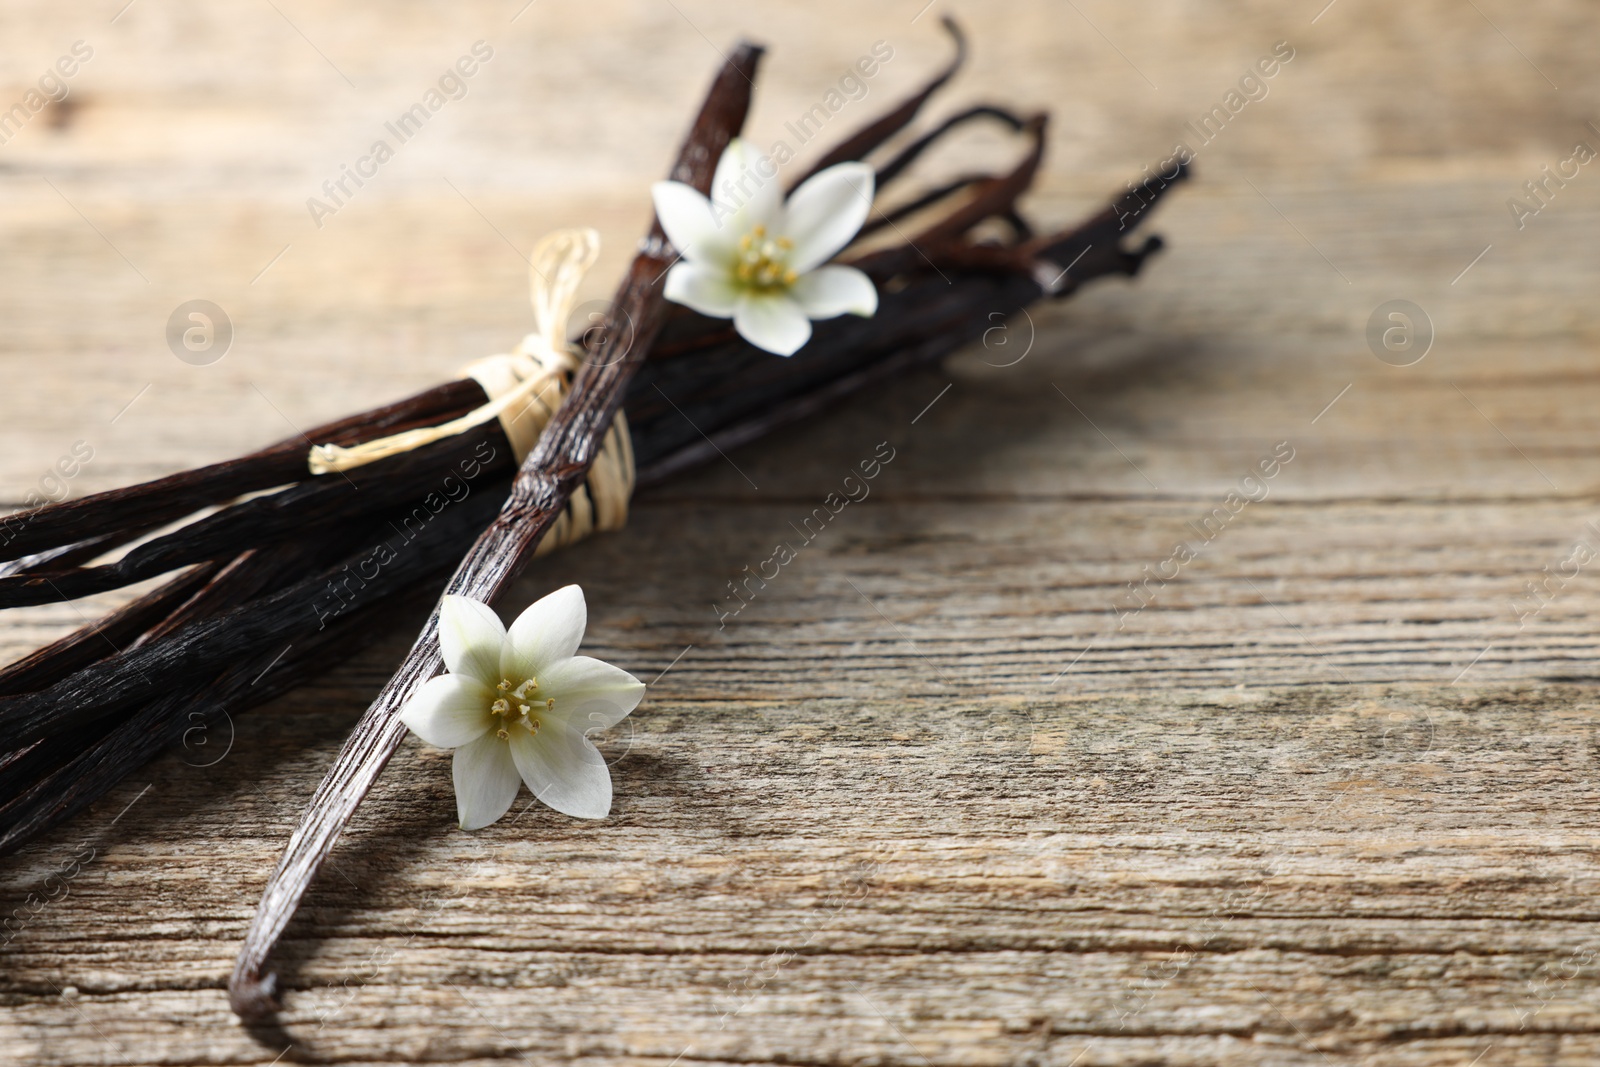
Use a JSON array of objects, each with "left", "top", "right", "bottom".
[{"left": 306, "top": 228, "right": 633, "bottom": 556}]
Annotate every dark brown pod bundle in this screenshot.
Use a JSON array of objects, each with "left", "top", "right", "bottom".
[{"left": 0, "top": 20, "right": 1186, "bottom": 1018}]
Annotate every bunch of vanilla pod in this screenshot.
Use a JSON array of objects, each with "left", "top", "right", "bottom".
[{"left": 0, "top": 18, "right": 1184, "bottom": 873}]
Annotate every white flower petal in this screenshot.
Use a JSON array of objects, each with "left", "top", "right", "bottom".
[
  {"left": 438, "top": 595, "right": 505, "bottom": 687},
  {"left": 789, "top": 265, "right": 879, "bottom": 320},
  {"left": 714, "top": 137, "right": 783, "bottom": 235},
  {"left": 452, "top": 734, "right": 523, "bottom": 830},
  {"left": 734, "top": 292, "right": 812, "bottom": 356},
  {"left": 651, "top": 181, "right": 735, "bottom": 266},
  {"left": 541, "top": 655, "right": 646, "bottom": 730},
  {"left": 664, "top": 261, "right": 740, "bottom": 319},
  {"left": 508, "top": 722, "right": 613, "bottom": 819},
  {"left": 502, "top": 584, "right": 587, "bottom": 683},
  {"left": 712, "top": 138, "right": 756, "bottom": 208},
  {"left": 782, "top": 162, "right": 874, "bottom": 273},
  {"left": 400, "top": 674, "right": 495, "bottom": 749}
]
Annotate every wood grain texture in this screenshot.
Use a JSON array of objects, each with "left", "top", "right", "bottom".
[{"left": 4, "top": 0, "right": 1600, "bottom": 1063}]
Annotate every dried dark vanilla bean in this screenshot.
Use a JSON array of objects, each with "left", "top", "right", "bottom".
[
  {"left": 0, "top": 563, "right": 221, "bottom": 698},
  {"left": 227, "top": 39, "right": 765, "bottom": 1020},
  {"left": 0, "top": 426, "right": 506, "bottom": 608},
  {"left": 0, "top": 379, "right": 487, "bottom": 561}
]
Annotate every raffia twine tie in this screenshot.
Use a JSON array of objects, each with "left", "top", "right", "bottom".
[{"left": 306, "top": 228, "right": 634, "bottom": 557}]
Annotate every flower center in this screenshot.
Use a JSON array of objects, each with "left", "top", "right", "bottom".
[
  {"left": 490, "top": 677, "right": 553, "bottom": 742},
  {"left": 734, "top": 225, "right": 798, "bottom": 291}
]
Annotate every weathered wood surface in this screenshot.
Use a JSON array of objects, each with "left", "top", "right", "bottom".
[{"left": 4, "top": 0, "right": 1600, "bottom": 1064}]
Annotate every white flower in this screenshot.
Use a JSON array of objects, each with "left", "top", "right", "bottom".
[
  {"left": 399, "top": 585, "right": 644, "bottom": 829},
  {"left": 652, "top": 138, "right": 879, "bottom": 357}
]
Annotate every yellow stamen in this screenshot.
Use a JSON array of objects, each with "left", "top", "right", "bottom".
[{"left": 734, "top": 225, "right": 795, "bottom": 292}]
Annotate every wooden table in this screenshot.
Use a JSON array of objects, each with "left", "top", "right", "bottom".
[{"left": 4, "top": 1, "right": 1599, "bottom": 1063}]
